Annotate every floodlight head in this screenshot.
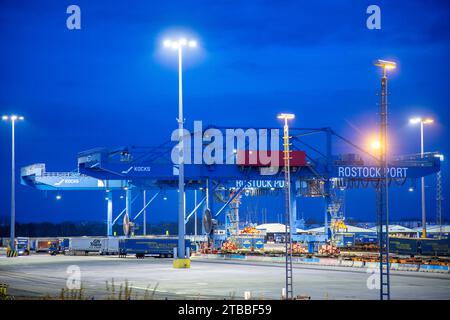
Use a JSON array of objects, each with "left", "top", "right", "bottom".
[
  {"left": 375, "top": 59, "right": 397, "bottom": 70},
  {"left": 423, "top": 118, "right": 434, "bottom": 124},
  {"left": 2, "top": 114, "right": 24, "bottom": 121},
  {"left": 409, "top": 117, "right": 422, "bottom": 125},
  {"left": 277, "top": 113, "right": 295, "bottom": 120},
  {"left": 163, "top": 37, "right": 198, "bottom": 50}
]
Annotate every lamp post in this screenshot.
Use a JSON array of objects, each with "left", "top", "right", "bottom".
[
  {"left": 277, "top": 113, "right": 295, "bottom": 300},
  {"left": 409, "top": 117, "right": 434, "bottom": 238},
  {"left": 374, "top": 59, "right": 396, "bottom": 300},
  {"left": 163, "top": 37, "right": 197, "bottom": 265},
  {"left": 2, "top": 114, "right": 24, "bottom": 256}
]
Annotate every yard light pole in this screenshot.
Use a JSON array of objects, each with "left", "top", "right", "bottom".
[
  {"left": 277, "top": 113, "right": 295, "bottom": 300},
  {"left": 2, "top": 114, "right": 24, "bottom": 257},
  {"left": 409, "top": 117, "right": 434, "bottom": 238},
  {"left": 374, "top": 59, "right": 396, "bottom": 300},
  {"left": 163, "top": 37, "right": 197, "bottom": 267}
]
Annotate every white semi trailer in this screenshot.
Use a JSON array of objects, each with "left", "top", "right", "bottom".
[{"left": 67, "top": 237, "right": 119, "bottom": 255}]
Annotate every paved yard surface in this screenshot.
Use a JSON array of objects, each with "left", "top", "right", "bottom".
[{"left": 0, "top": 254, "right": 449, "bottom": 299}]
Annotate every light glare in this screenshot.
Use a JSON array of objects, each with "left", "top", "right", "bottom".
[
  {"left": 371, "top": 140, "right": 381, "bottom": 150},
  {"left": 375, "top": 59, "right": 397, "bottom": 70}
]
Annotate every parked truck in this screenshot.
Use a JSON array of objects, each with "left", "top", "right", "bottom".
[
  {"left": 36, "top": 239, "right": 56, "bottom": 253},
  {"left": 118, "top": 238, "right": 191, "bottom": 258},
  {"left": 48, "top": 239, "right": 69, "bottom": 255},
  {"left": 16, "top": 237, "right": 30, "bottom": 256}
]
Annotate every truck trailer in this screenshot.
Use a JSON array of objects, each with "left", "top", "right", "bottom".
[
  {"left": 119, "top": 238, "right": 191, "bottom": 258},
  {"left": 67, "top": 237, "right": 119, "bottom": 255}
]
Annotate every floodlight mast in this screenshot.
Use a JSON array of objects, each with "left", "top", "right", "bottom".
[
  {"left": 277, "top": 113, "right": 295, "bottom": 300},
  {"left": 163, "top": 37, "right": 198, "bottom": 266},
  {"left": 374, "top": 59, "right": 396, "bottom": 300}
]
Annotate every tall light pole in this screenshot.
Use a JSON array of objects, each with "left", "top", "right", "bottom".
[
  {"left": 277, "top": 113, "right": 295, "bottom": 300},
  {"left": 409, "top": 117, "right": 434, "bottom": 238},
  {"left": 374, "top": 59, "right": 396, "bottom": 300},
  {"left": 2, "top": 114, "right": 24, "bottom": 256},
  {"left": 163, "top": 37, "right": 197, "bottom": 267}
]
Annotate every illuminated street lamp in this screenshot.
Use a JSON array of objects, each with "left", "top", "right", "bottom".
[
  {"left": 409, "top": 117, "right": 434, "bottom": 238},
  {"left": 2, "top": 114, "right": 24, "bottom": 256},
  {"left": 163, "top": 37, "right": 198, "bottom": 264}
]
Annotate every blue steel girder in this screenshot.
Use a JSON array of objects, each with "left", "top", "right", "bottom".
[
  {"left": 78, "top": 151, "right": 440, "bottom": 188},
  {"left": 76, "top": 125, "right": 441, "bottom": 190},
  {"left": 20, "top": 163, "right": 127, "bottom": 191}
]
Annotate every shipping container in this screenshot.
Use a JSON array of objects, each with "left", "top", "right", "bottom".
[
  {"left": 419, "top": 238, "right": 450, "bottom": 256},
  {"left": 334, "top": 233, "right": 355, "bottom": 248},
  {"left": 236, "top": 150, "right": 306, "bottom": 167},
  {"left": 234, "top": 235, "right": 265, "bottom": 251},
  {"left": 389, "top": 237, "right": 419, "bottom": 255},
  {"left": 356, "top": 234, "right": 378, "bottom": 244}
]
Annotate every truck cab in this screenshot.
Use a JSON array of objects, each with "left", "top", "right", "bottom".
[{"left": 16, "top": 237, "right": 30, "bottom": 256}]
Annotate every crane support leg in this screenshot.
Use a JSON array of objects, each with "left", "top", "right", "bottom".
[
  {"left": 107, "top": 194, "right": 113, "bottom": 236},
  {"left": 290, "top": 182, "right": 297, "bottom": 239}
]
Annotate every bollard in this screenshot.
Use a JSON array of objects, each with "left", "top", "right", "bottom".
[{"left": 173, "top": 247, "right": 177, "bottom": 259}]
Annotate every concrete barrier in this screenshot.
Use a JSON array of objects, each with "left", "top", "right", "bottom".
[
  {"left": 418, "top": 265, "right": 449, "bottom": 274},
  {"left": 390, "top": 263, "right": 400, "bottom": 270},
  {"left": 365, "top": 262, "right": 378, "bottom": 269},
  {"left": 396, "top": 263, "right": 419, "bottom": 272},
  {"left": 318, "top": 258, "right": 340, "bottom": 266},
  {"left": 299, "top": 257, "right": 320, "bottom": 264},
  {"left": 339, "top": 260, "right": 354, "bottom": 267},
  {"left": 352, "top": 261, "right": 365, "bottom": 268},
  {"left": 195, "top": 254, "right": 448, "bottom": 274}
]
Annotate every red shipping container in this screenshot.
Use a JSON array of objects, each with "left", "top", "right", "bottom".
[{"left": 236, "top": 150, "right": 306, "bottom": 167}]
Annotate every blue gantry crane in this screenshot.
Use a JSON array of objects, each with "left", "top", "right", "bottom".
[
  {"left": 21, "top": 126, "right": 441, "bottom": 244},
  {"left": 76, "top": 127, "right": 440, "bottom": 235}
]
